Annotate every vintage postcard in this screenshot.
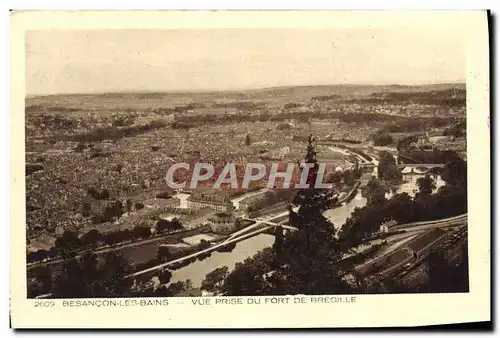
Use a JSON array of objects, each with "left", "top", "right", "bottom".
[{"left": 10, "top": 10, "right": 490, "bottom": 328}]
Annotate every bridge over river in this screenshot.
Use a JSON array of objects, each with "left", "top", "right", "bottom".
[
  {"left": 125, "top": 220, "right": 297, "bottom": 280},
  {"left": 359, "top": 162, "right": 445, "bottom": 169}
]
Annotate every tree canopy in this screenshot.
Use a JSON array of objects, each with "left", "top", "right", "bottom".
[
  {"left": 52, "top": 252, "right": 133, "bottom": 298},
  {"left": 377, "top": 151, "right": 402, "bottom": 182}
]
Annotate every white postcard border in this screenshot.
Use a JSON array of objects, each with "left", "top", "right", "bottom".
[{"left": 10, "top": 10, "right": 490, "bottom": 328}]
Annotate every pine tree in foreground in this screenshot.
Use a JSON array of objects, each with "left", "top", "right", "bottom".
[{"left": 272, "top": 135, "right": 352, "bottom": 295}]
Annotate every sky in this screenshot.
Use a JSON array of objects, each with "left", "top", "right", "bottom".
[{"left": 25, "top": 29, "right": 466, "bottom": 96}]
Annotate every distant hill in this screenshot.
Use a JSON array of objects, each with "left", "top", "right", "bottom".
[{"left": 25, "top": 83, "right": 466, "bottom": 112}]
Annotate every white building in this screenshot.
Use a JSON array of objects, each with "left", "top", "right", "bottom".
[{"left": 380, "top": 220, "right": 398, "bottom": 233}]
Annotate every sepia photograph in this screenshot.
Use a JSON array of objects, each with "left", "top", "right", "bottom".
[{"left": 10, "top": 10, "right": 490, "bottom": 328}]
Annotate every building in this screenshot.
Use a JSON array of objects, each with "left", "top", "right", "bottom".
[
  {"left": 133, "top": 219, "right": 157, "bottom": 231},
  {"left": 239, "top": 189, "right": 295, "bottom": 213},
  {"left": 207, "top": 212, "right": 238, "bottom": 234},
  {"left": 403, "top": 228, "right": 447, "bottom": 259},
  {"left": 27, "top": 234, "right": 57, "bottom": 252},
  {"left": 238, "top": 193, "right": 266, "bottom": 212},
  {"left": 187, "top": 191, "right": 235, "bottom": 213},
  {"left": 380, "top": 220, "right": 397, "bottom": 233},
  {"left": 55, "top": 226, "right": 65, "bottom": 236},
  {"left": 143, "top": 197, "right": 180, "bottom": 209},
  {"left": 184, "top": 207, "right": 216, "bottom": 229}
]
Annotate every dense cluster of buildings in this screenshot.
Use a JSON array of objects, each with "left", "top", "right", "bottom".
[{"left": 25, "top": 88, "right": 466, "bottom": 264}]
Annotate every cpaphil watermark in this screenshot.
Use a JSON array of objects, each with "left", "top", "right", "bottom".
[{"left": 165, "top": 162, "right": 333, "bottom": 190}]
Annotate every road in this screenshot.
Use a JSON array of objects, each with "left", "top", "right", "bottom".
[
  {"left": 225, "top": 211, "right": 289, "bottom": 241},
  {"left": 391, "top": 214, "right": 467, "bottom": 232},
  {"left": 125, "top": 223, "right": 282, "bottom": 279},
  {"left": 27, "top": 226, "right": 209, "bottom": 271},
  {"left": 396, "top": 163, "right": 445, "bottom": 169},
  {"left": 328, "top": 146, "right": 371, "bottom": 168}
]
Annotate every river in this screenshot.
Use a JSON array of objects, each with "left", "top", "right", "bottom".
[
  {"left": 170, "top": 234, "right": 274, "bottom": 287},
  {"left": 170, "top": 170, "right": 443, "bottom": 288},
  {"left": 324, "top": 193, "right": 367, "bottom": 230}
]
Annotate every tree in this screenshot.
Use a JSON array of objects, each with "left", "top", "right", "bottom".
[
  {"left": 416, "top": 174, "right": 436, "bottom": 196},
  {"left": 54, "top": 230, "right": 82, "bottom": 258},
  {"left": 434, "top": 184, "right": 467, "bottom": 218},
  {"left": 168, "top": 281, "right": 186, "bottom": 295},
  {"left": 100, "top": 189, "right": 110, "bottom": 199},
  {"left": 36, "top": 266, "right": 53, "bottom": 294},
  {"left": 222, "top": 249, "right": 275, "bottom": 296},
  {"left": 82, "top": 200, "right": 92, "bottom": 217},
  {"left": 52, "top": 252, "right": 132, "bottom": 298},
  {"left": 74, "top": 142, "right": 86, "bottom": 153},
  {"left": 373, "top": 132, "right": 394, "bottom": 146},
  {"left": 155, "top": 218, "right": 183, "bottom": 234},
  {"left": 156, "top": 191, "right": 171, "bottom": 199},
  {"left": 155, "top": 220, "right": 168, "bottom": 234},
  {"left": 115, "top": 164, "right": 123, "bottom": 174},
  {"left": 384, "top": 165, "right": 403, "bottom": 182},
  {"left": 216, "top": 243, "right": 236, "bottom": 253},
  {"left": 443, "top": 123, "right": 466, "bottom": 138},
  {"left": 413, "top": 193, "right": 440, "bottom": 221},
  {"left": 103, "top": 200, "right": 123, "bottom": 222},
  {"left": 377, "top": 151, "right": 402, "bottom": 182},
  {"left": 426, "top": 249, "right": 450, "bottom": 293},
  {"left": 87, "top": 187, "right": 100, "bottom": 199},
  {"left": 426, "top": 248, "right": 468, "bottom": 293},
  {"left": 361, "top": 177, "right": 388, "bottom": 206},
  {"left": 201, "top": 266, "right": 229, "bottom": 292},
  {"left": 338, "top": 204, "right": 385, "bottom": 246},
  {"left": 275, "top": 135, "right": 349, "bottom": 294},
  {"left": 273, "top": 226, "right": 284, "bottom": 267},
  {"left": 384, "top": 193, "right": 415, "bottom": 223},
  {"left": 157, "top": 246, "right": 172, "bottom": 261},
  {"left": 81, "top": 229, "right": 104, "bottom": 248},
  {"left": 197, "top": 239, "right": 211, "bottom": 250},
  {"left": 132, "top": 226, "right": 151, "bottom": 239},
  {"left": 156, "top": 269, "right": 172, "bottom": 285},
  {"left": 343, "top": 170, "right": 354, "bottom": 186},
  {"left": 441, "top": 156, "right": 467, "bottom": 187},
  {"left": 27, "top": 249, "right": 49, "bottom": 263}
]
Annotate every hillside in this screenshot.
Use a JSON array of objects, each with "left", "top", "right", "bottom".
[{"left": 25, "top": 83, "right": 465, "bottom": 113}]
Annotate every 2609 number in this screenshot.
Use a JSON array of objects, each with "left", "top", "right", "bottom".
[{"left": 34, "top": 300, "right": 55, "bottom": 307}]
